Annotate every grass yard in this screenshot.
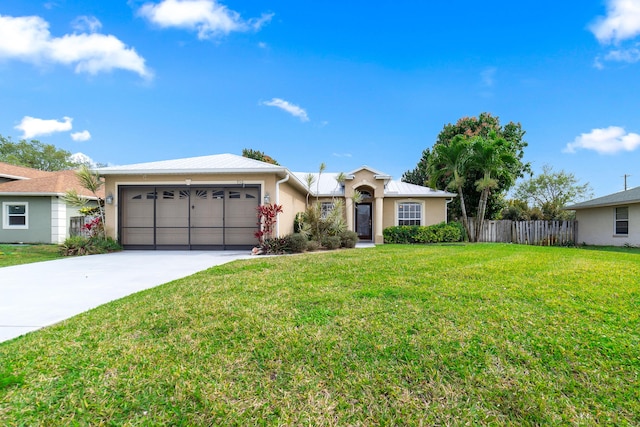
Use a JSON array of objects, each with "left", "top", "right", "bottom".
[
  {"left": 0, "top": 244, "right": 62, "bottom": 267},
  {"left": 1, "top": 244, "right": 639, "bottom": 425}
]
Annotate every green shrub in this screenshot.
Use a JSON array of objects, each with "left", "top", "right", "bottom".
[
  {"left": 261, "top": 237, "right": 289, "bottom": 254},
  {"left": 322, "top": 235, "right": 342, "bottom": 250},
  {"left": 340, "top": 230, "right": 359, "bottom": 248},
  {"left": 287, "top": 233, "right": 308, "bottom": 253},
  {"left": 383, "top": 222, "right": 463, "bottom": 244},
  {"left": 306, "top": 240, "right": 321, "bottom": 252},
  {"left": 60, "top": 236, "right": 122, "bottom": 256}
]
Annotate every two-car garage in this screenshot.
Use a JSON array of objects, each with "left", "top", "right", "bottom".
[{"left": 119, "top": 185, "right": 260, "bottom": 250}]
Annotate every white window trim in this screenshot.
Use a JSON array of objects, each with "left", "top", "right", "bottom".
[
  {"left": 2, "top": 201, "right": 29, "bottom": 229},
  {"left": 614, "top": 206, "right": 629, "bottom": 236},
  {"left": 395, "top": 200, "right": 424, "bottom": 226}
]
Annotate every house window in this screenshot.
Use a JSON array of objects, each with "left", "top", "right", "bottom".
[
  {"left": 615, "top": 207, "right": 629, "bottom": 235},
  {"left": 3, "top": 202, "right": 28, "bottom": 229},
  {"left": 321, "top": 202, "right": 334, "bottom": 219},
  {"left": 398, "top": 202, "right": 422, "bottom": 226}
]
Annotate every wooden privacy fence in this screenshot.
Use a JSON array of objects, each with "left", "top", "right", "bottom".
[{"left": 469, "top": 219, "right": 576, "bottom": 246}]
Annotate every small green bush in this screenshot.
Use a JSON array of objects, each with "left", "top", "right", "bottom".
[
  {"left": 261, "top": 237, "right": 289, "bottom": 254},
  {"left": 287, "top": 233, "right": 308, "bottom": 253},
  {"left": 340, "top": 230, "right": 359, "bottom": 248},
  {"left": 322, "top": 235, "right": 342, "bottom": 250},
  {"left": 306, "top": 240, "right": 321, "bottom": 252},
  {"left": 60, "top": 236, "right": 122, "bottom": 256},
  {"left": 383, "top": 222, "right": 463, "bottom": 244}
]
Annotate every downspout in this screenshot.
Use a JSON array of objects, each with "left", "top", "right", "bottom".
[
  {"left": 445, "top": 198, "right": 453, "bottom": 224},
  {"left": 275, "top": 173, "right": 290, "bottom": 237}
]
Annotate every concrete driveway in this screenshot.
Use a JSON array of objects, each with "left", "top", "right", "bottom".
[{"left": 0, "top": 251, "right": 252, "bottom": 343}]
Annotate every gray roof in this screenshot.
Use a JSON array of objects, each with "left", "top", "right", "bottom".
[
  {"left": 292, "top": 171, "right": 455, "bottom": 198},
  {"left": 96, "top": 153, "right": 286, "bottom": 175},
  {"left": 567, "top": 186, "right": 640, "bottom": 209}
]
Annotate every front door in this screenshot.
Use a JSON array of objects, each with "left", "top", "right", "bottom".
[{"left": 355, "top": 203, "right": 372, "bottom": 240}]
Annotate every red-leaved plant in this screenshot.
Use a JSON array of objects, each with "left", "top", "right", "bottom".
[
  {"left": 83, "top": 216, "right": 103, "bottom": 238},
  {"left": 255, "top": 204, "right": 283, "bottom": 243}
]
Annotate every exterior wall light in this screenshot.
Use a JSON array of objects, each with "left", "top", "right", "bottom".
[
  {"left": 264, "top": 193, "right": 271, "bottom": 204},
  {"left": 105, "top": 193, "right": 114, "bottom": 204}
]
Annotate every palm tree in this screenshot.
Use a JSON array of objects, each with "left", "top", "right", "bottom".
[
  {"left": 62, "top": 165, "right": 106, "bottom": 238},
  {"left": 427, "top": 135, "right": 472, "bottom": 240},
  {"left": 470, "top": 131, "right": 518, "bottom": 242}
]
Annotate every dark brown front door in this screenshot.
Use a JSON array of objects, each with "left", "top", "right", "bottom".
[{"left": 356, "top": 203, "right": 372, "bottom": 240}]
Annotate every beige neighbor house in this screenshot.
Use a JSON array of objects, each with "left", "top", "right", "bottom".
[
  {"left": 567, "top": 186, "right": 640, "bottom": 247},
  {"left": 97, "top": 153, "right": 455, "bottom": 250},
  {"left": 0, "top": 162, "right": 102, "bottom": 244}
]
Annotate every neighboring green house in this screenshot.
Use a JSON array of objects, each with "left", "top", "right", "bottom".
[
  {"left": 0, "top": 162, "right": 102, "bottom": 244},
  {"left": 567, "top": 186, "right": 640, "bottom": 247},
  {"left": 97, "top": 153, "right": 456, "bottom": 250}
]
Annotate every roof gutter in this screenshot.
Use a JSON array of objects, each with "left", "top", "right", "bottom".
[{"left": 275, "top": 173, "right": 290, "bottom": 237}]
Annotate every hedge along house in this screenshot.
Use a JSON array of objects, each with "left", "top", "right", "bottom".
[
  {"left": 0, "top": 162, "right": 102, "bottom": 244},
  {"left": 97, "top": 154, "right": 455, "bottom": 250},
  {"left": 567, "top": 186, "right": 640, "bottom": 247}
]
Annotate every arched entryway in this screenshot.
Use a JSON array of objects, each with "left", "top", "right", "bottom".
[{"left": 354, "top": 188, "right": 374, "bottom": 241}]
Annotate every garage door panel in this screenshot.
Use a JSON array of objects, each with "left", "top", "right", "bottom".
[
  {"left": 121, "top": 228, "right": 154, "bottom": 245},
  {"left": 156, "top": 228, "right": 189, "bottom": 245},
  {"left": 190, "top": 228, "right": 224, "bottom": 245}
]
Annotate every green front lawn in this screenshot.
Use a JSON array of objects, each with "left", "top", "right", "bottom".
[
  {"left": 1, "top": 244, "right": 639, "bottom": 425},
  {"left": 0, "top": 244, "right": 62, "bottom": 267}
]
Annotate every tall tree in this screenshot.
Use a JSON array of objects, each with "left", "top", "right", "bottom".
[
  {"left": 407, "top": 113, "right": 530, "bottom": 220},
  {"left": 0, "top": 135, "right": 78, "bottom": 171},
  {"left": 241, "top": 148, "right": 279, "bottom": 165},
  {"left": 402, "top": 148, "right": 431, "bottom": 186},
  {"left": 427, "top": 135, "right": 472, "bottom": 239},
  {"left": 513, "top": 165, "right": 593, "bottom": 220},
  {"left": 470, "top": 131, "right": 518, "bottom": 241}
]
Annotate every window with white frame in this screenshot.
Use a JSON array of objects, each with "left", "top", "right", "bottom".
[
  {"left": 398, "top": 202, "right": 422, "bottom": 226},
  {"left": 615, "top": 207, "right": 629, "bottom": 235},
  {"left": 321, "top": 202, "right": 334, "bottom": 219},
  {"left": 3, "top": 202, "right": 28, "bottom": 229}
]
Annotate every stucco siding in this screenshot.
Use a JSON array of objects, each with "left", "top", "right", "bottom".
[
  {"left": 382, "top": 198, "right": 449, "bottom": 230},
  {"left": 0, "top": 196, "right": 52, "bottom": 243},
  {"left": 276, "top": 180, "right": 307, "bottom": 236},
  {"left": 575, "top": 204, "right": 640, "bottom": 246}
]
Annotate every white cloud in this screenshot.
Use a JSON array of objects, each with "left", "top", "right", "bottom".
[
  {"left": 72, "top": 16, "right": 102, "bottom": 33},
  {"left": 138, "top": 0, "right": 273, "bottom": 39},
  {"left": 604, "top": 45, "right": 640, "bottom": 62},
  {"left": 564, "top": 126, "right": 640, "bottom": 154},
  {"left": 70, "top": 152, "right": 98, "bottom": 167},
  {"left": 590, "top": 0, "right": 640, "bottom": 44},
  {"left": 262, "top": 98, "right": 309, "bottom": 122},
  {"left": 481, "top": 67, "right": 496, "bottom": 87},
  {"left": 71, "top": 130, "right": 92, "bottom": 142},
  {"left": 0, "top": 14, "right": 151, "bottom": 78},
  {"left": 15, "top": 116, "right": 73, "bottom": 139}
]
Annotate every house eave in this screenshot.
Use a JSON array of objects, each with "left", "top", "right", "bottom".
[{"left": 0, "top": 191, "right": 99, "bottom": 200}]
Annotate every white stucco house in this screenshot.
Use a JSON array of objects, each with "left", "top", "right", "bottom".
[{"left": 567, "top": 186, "right": 640, "bottom": 247}]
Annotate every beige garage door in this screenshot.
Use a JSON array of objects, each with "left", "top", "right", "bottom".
[{"left": 120, "top": 186, "right": 259, "bottom": 249}]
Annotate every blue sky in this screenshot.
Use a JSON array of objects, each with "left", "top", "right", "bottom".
[{"left": 1, "top": 0, "right": 639, "bottom": 198}]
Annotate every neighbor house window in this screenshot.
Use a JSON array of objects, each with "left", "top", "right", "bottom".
[
  {"left": 615, "top": 207, "right": 629, "bottom": 235},
  {"left": 398, "top": 202, "right": 422, "bottom": 226},
  {"left": 321, "top": 202, "right": 334, "bottom": 219},
  {"left": 3, "top": 202, "right": 28, "bottom": 229}
]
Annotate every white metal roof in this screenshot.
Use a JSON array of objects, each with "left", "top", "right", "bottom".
[
  {"left": 292, "top": 171, "right": 455, "bottom": 198},
  {"left": 96, "top": 153, "right": 286, "bottom": 175}
]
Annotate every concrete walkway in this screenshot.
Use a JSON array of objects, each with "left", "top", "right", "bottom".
[{"left": 0, "top": 251, "right": 252, "bottom": 343}]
